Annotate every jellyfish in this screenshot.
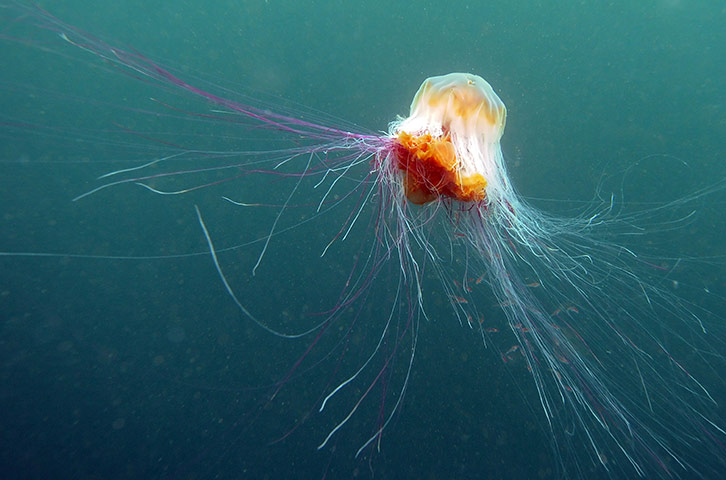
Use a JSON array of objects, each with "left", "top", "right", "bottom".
[{"left": 2, "top": 4, "right": 726, "bottom": 479}]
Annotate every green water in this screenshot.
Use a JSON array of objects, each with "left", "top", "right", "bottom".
[{"left": 1, "top": 1, "right": 725, "bottom": 479}]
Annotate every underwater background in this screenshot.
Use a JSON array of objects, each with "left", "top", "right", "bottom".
[{"left": 2, "top": 1, "right": 726, "bottom": 478}]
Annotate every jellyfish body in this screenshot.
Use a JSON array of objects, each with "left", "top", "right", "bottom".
[
  {"left": 391, "top": 73, "right": 507, "bottom": 205},
  {"left": 377, "top": 73, "right": 725, "bottom": 477}
]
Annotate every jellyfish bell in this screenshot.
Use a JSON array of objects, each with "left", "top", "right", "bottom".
[{"left": 390, "top": 73, "right": 508, "bottom": 205}]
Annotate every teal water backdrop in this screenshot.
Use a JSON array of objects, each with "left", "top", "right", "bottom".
[{"left": 2, "top": 1, "right": 726, "bottom": 479}]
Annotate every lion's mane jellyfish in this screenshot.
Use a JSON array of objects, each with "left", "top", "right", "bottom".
[{"left": 3, "top": 6, "right": 726, "bottom": 478}]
